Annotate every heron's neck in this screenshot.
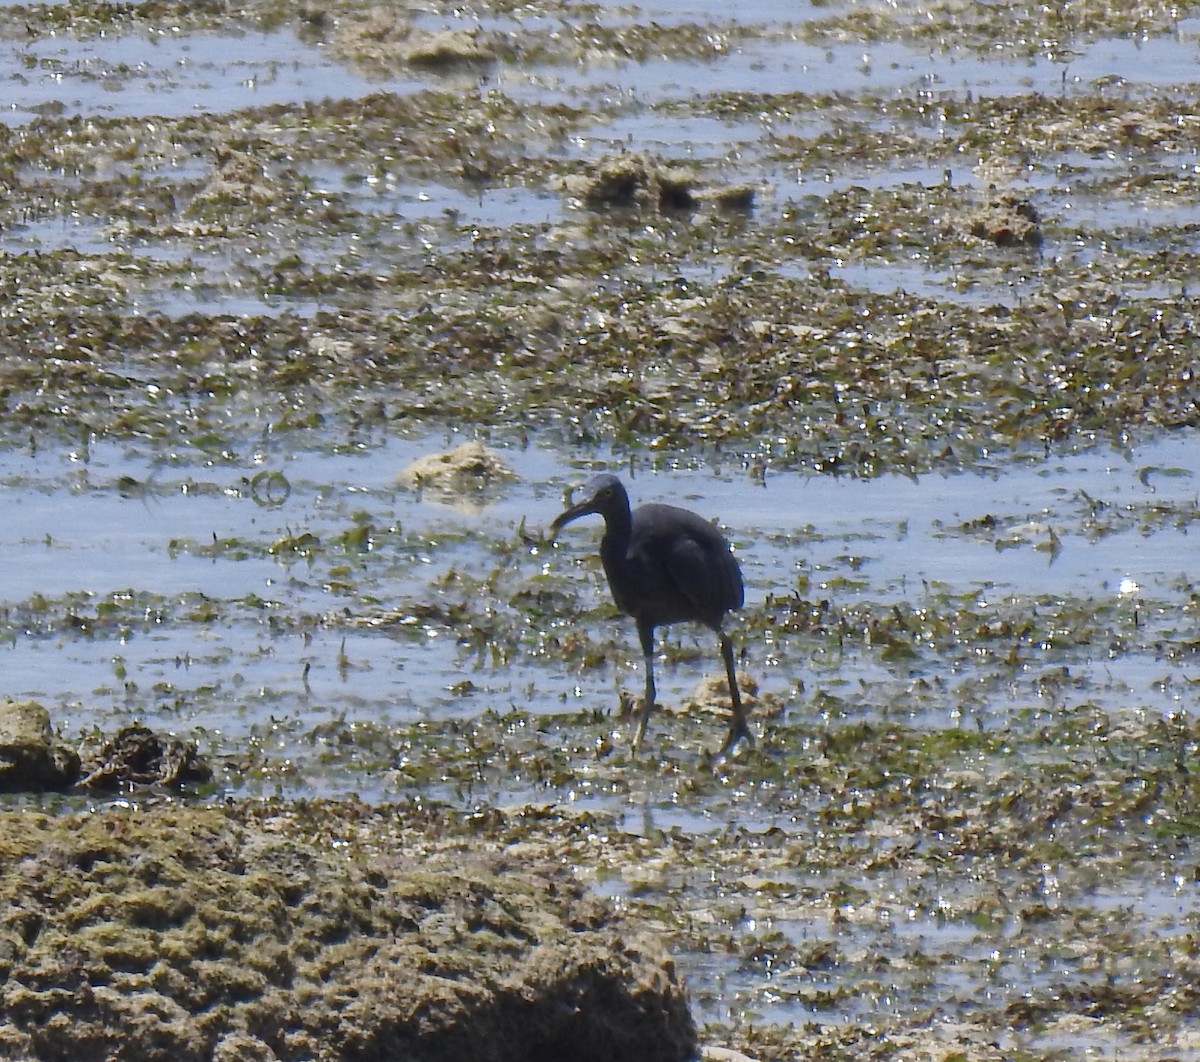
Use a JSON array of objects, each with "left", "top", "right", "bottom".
[{"left": 601, "top": 506, "right": 632, "bottom": 553}]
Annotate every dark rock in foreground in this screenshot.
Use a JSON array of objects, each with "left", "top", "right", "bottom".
[
  {"left": 0, "top": 701, "right": 211, "bottom": 794},
  {"left": 0, "top": 700, "right": 79, "bottom": 791},
  {"left": 0, "top": 800, "right": 697, "bottom": 1062}
]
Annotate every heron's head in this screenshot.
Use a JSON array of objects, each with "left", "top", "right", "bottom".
[{"left": 549, "top": 473, "right": 627, "bottom": 538}]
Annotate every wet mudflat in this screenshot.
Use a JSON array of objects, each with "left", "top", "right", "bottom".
[{"left": 0, "top": 0, "right": 1198, "bottom": 1058}]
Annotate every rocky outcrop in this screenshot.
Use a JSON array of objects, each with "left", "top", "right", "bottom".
[
  {"left": 0, "top": 801, "right": 697, "bottom": 1062},
  {"left": 0, "top": 702, "right": 209, "bottom": 793},
  {"left": 0, "top": 700, "right": 79, "bottom": 791}
]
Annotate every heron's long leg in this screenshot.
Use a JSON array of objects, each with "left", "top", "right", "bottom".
[
  {"left": 715, "top": 630, "right": 753, "bottom": 758},
  {"left": 633, "top": 622, "right": 657, "bottom": 749}
]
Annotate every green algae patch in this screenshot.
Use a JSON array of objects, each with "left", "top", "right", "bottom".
[
  {"left": 0, "top": 800, "right": 696, "bottom": 1062},
  {"left": 0, "top": 81, "right": 1197, "bottom": 474}
]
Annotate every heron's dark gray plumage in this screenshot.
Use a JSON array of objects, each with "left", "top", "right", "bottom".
[{"left": 551, "top": 473, "right": 751, "bottom": 756}]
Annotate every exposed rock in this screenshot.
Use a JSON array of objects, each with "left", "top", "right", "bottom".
[
  {"left": 702, "top": 1048, "right": 760, "bottom": 1062},
  {"left": 0, "top": 801, "right": 697, "bottom": 1062},
  {"left": 699, "top": 183, "right": 757, "bottom": 211},
  {"left": 404, "top": 28, "right": 494, "bottom": 67},
  {"left": 964, "top": 190, "right": 1042, "bottom": 247},
  {"left": 585, "top": 153, "right": 655, "bottom": 208},
  {"left": 0, "top": 699, "right": 79, "bottom": 791},
  {"left": 330, "top": 10, "right": 493, "bottom": 68},
  {"left": 677, "top": 672, "right": 761, "bottom": 719},
  {"left": 0, "top": 704, "right": 208, "bottom": 794},
  {"left": 397, "top": 441, "right": 516, "bottom": 493},
  {"left": 562, "top": 153, "right": 756, "bottom": 213}
]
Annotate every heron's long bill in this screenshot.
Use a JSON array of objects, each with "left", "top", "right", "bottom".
[{"left": 549, "top": 498, "right": 598, "bottom": 539}]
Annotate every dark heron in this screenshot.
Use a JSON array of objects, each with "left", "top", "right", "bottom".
[{"left": 550, "top": 474, "right": 751, "bottom": 757}]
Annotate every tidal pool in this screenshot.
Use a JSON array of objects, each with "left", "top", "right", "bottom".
[
  {"left": 5, "top": 28, "right": 424, "bottom": 118},
  {"left": 0, "top": 428, "right": 1194, "bottom": 777}
]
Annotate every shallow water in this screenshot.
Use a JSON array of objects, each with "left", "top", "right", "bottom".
[
  {"left": 1, "top": 428, "right": 1194, "bottom": 751},
  {"left": 9, "top": 29, "right": 421, "bottom": 118},
  {"left": 1, "top": 2, "right": 1198, "bottom": 1055}
]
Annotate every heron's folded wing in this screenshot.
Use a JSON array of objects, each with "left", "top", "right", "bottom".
[{"left": 661, "top": 532, "right": 744, "bottom": 617}]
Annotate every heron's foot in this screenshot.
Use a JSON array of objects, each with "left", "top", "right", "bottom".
[
  {"left": 712, "top": 718, "right": 754, "bottom": 762},
  {"left": 632, "top": 699, "right": 658, "bottom": 751},
  {"left": 616, "top": 688, "right": 639, "bottom": 719}
]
